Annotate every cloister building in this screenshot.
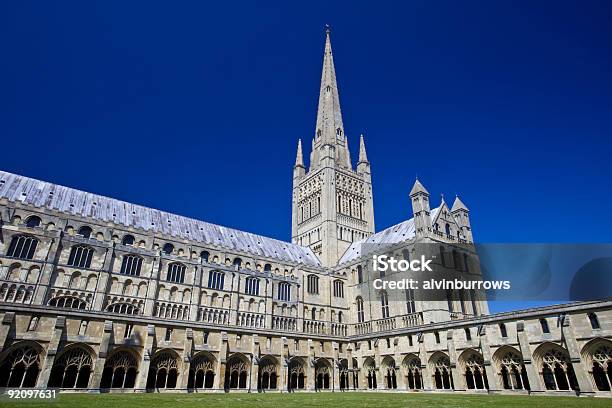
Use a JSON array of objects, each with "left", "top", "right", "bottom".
[{"left": 0, "top": 30, "right": 610, "bottom": 397}]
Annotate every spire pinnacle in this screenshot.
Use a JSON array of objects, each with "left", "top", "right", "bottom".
[
  {"left": 295, "top": 139, "right": 304, "bottom": 168},
  {"left": 451, "top": 195, "right": 469, "bottom": 212},
  {"left": 358, "top": 134, "right": 369, "bottom": 163},
  {"left": 410, "top": 178, "right": 429, "bottom": 196}
]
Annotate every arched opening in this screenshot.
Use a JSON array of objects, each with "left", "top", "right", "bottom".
[
  {"left": 364, "top": 359, "right": 377, "bottom": 389},
  {"left": 535, "top": 344, "right": 577, "bottom": 391},
  {"left": 100, "top": 350, "right": 139, "bottom": 389},
  {"left": 258, "top": 357, "right": 278, "bottom": 391},
  {"left": 145, "top": 350, "right": 179, "bottom": 390},
  {"left": 288, "top": 358, "right": 306, "bottom": 391},
  {"left": 430, "top": 353, "right": 453, "bottom": 390},
  {"left": 188, "top": 353, "right": 215, "bottom": 390},
  {"left": 315, "top": 359, "right": 331, "bottom": 390},
  {"left": 0, "top": 343, "right": 42, "bottom": 387},
  {"left": 47, "top": 346, "right": 94, "bottom": 388},
  {"left": 224, "top": 354, "right": 249, "bottom": 390},
  {"left": 494, "top": 347, "right": 530, "bottom": 390}
]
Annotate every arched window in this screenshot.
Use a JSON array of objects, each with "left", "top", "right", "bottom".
[
  {"left": 406, "top": 288, "right": 416, "bottom": 314},
  {"left": 356, "top": 297, "right": 365, "bottom": 323},
  {"left": 540, "top": 318, "right": 550, "bottom": 334},
  {"left": 167, "top": 263, "right": 186, "bottom": 284},
  {"left": 588, "top": 313, "right": 600, "bottom": 330},
  {"left": 105, "top": 302, "right": 140, "bottom": 315},
  {"left": 120, "top": 255, "right": 143, "bottom": 276},
  {"left": 49, "top": 296, "right": 86, "bottom": 309},
  {"left": 200, "top": 251, "right": 210, "bottom": 262},
  {"left": 338, "top": 311, "right": 343, "bottom": 323},
  {"left": 146, "top": 351, "right": 179, "bottom": 390},
  {"left": 207, "top": 270, "right": 225, "bottom": 290},
  {"left": 7, "top": 235, "right": 38, "bottom": 260},
  {"left": 445, "top": 223, "right": 451, "bottom": 236},
  {"left": 233, "top": 258, "right": 242, "bottom": 268},
  {"left": 357, "top": 265, "right": 363, "bottom": 284},
  {"left": 307, "top": 275, "right": 319, "bottom": 295},
  {"left": 48, "top": 347, "right": 93, "bottom": 388},
  {"left": 100, "top": 351, "right": 138, "bottom": 389},
  {"left": 381, "top": 291, "right": 390, "bottom": 319},
  {"left": 25, "top": 216, "right": 42, "bottom": 228},
  {"left": 245, "top": 277, "right": 260, "bottom": 296},
  {"left": 0, "top": 344, "right": 41, "bottom": 387},
  {"left": 162, "top": 243, "right": 174, "bottom": 255},
  {"left": 122, "top": 235, "right": 135, "bottom": 246},
  {"left": 264, "top": 263, "right": 272, "bottom": 272},
  {"left": 499, "top": 323, "right": 508, "bottom": 338},
  {"left": 278, "top": 282, "right": 291, "bottom": 301},
  {"left": 333, "top": 280, "right": 344, "bottom": 298},
  {"left": 77, "top": 226, "right": 92, "bottom": 239},
  {"left": 67, "top": 245, "right": 94, "bottom": 268},
  {"left": 311, "top": 307, "right": 317, "bottom": 320}
]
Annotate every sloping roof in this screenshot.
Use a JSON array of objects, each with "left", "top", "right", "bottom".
[
  {"left": 338, "top": 206, "right": 440, "bottom": 265},
  {"left": 0, "top": 170, "right": 321, "bottom": 267}
]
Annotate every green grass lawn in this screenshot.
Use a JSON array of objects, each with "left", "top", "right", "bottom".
[{"left": 2, "top": 392, "right": 610, "bottom": 408}]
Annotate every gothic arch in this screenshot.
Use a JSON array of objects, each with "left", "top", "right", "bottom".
[
  {"left": 258, "top": 355, "right": 279, "bottom": 391},
  {"left": 188, "top": 351, "right": 216, "bottom": 390},
  {"left": 100, "top": 348, "right": 139, "bottom": 389},
  {"left": 492, "top": 345, "right": 530, "bottom": 390},
  {"left": 429, "top": 351, "right": 454, "bottom": 390},
  {"left": 288, "top": 357, "right": 306, "bottom": 391},
  {"left": 457, "top": 348, "right": 488, "bottom": 390},
  {"left": 381, "top": 356, "right": 397, "bottom": 389},
  {"left": 146, "top": 349, "right": 180, "bottom": 390},
  {"left": 48, "top": 343, "right": 96, "bottom": 388},
  {"left": 580, "top": 338, "right": 612, "bottom": 391},
  {"left": 225, "top": 353, "right": 250, "bottom": 390},
  {"left": 0, "top": 341, "right": 43, "bottom": 388},
  {"left": 401, "top": 353, "right": 423, "bottom": 390},
  {"left": 363, "top": 357, "right": 377, "bottom": 389},
  {"left": 314, "top": 358, "right": 332, "bottom": 390},
  {"left": 532, "top": 342, "right": 578, "bottom": 391}
]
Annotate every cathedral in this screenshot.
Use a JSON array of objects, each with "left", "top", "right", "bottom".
[{"left": 0, "top": 30, "right": 610, "bottom": 397}]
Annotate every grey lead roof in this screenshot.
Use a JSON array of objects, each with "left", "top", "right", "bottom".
[
  {"left": 338, "top": 207, "right": 441, "bottom": 265},
  {"left": 0, "top": 171, "right": 321, "bottom": 267}
]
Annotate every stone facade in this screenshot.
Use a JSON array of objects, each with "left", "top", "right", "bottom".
[{"left": 0, "top": 30, "right": 610, "bottom": 397}]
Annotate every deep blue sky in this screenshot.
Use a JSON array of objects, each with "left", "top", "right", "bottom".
[{"left": 2, "top": 2, "right": 611, "bottom": 312}]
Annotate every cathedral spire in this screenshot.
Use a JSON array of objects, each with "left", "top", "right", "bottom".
[
  {"left": 309, "top": 26, "right": 351, "bottom": 170},
  {"left": 358, "top": 134, "right": 369, "bottom": 163},
  {"left": 315, "top": 27, "right": 344, "bottom": 146},
  {"left": 295, "top": 139, "right": 304, "bottom": 168}
]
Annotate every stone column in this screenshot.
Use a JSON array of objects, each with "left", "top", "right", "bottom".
[
  {"left": 135, "top": 324, "right": 155, "bottom": 391},
  {"left": 88, "top": 320, "right": 113, "bottom": 390},
  {"left": 478, "top": 326, "right": 499, "bottom": 391},
  {"left": 393, "top": 340, "right": 405, "bottom": 390},
  {"left": 307, "top": 339, "right": 315, "bottom": 390},
  {"left": 374, "top": 340, "right": 384, "bottom": 389},
  {"left": 280, "top": 337, "right": 288, "bottom": 392},
  {"left": 562, "top": 315, "right": 594, "bottom": 394},
  {"left": 213, "top": 332, "right": 228, "bottom": 391},
  {"left": 36, "top": 317, "right": 65, "bottom": 388},
  {"left": 347, "top": 346, "right": 355, "bottom": 390},
  {"left": 516, "top": 321, "right": 542, "bottom": 392},
  {"left": 418, "top": 335, "right": 433, "bottom": 390},
  {"left": 447, "top": 330, "right": 460, "bottom": 391},
  {"left": 179, "top": 328, "right": 194, "bottom": 390}
]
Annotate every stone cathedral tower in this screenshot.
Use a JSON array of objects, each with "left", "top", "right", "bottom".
[{"left": 292, "top": 29, "right": 375, "bottom": 266}]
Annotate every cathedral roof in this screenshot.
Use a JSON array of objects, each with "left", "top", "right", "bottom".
[
  {"left": 338, "top": 206, "right": 440, "bottom": 265},
  {"left": 0, "top": 170, "right": 321, "bottom": 267}
]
